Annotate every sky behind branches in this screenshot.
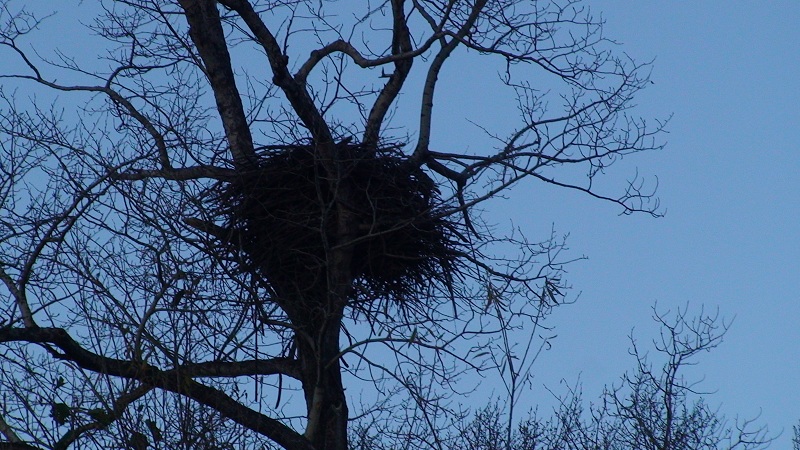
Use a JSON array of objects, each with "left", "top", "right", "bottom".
[
  {"left": 482, "top": 2, "right": 799, "bottom": 445},
  {"left": 352, "top": 1, "right": 800, "bottom": 445},
  {"left": 3, "top": 1, "right": 798, "bottom": 447}
]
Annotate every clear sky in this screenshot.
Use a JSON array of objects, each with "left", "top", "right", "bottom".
[
  {"left": 481, "top": 2, "right": 800, "bottom": 445},
  {"left": 3, "top": 1, "right": 798, "bottom": 447}
]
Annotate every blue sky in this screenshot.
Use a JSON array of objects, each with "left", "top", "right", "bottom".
[{"left": 490, "top": 2, "right": 800, "bottom": 445}]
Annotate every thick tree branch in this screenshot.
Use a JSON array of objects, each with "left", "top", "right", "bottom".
[
  {"left": 111, "top": 165, "right": 237, "bottom": 182},
  {"left": 411, "top": 0, "right": 488, "bottom": 166},
  {"left": 0, "top": 444, "right": 42, "bottom": 450},
  {"left": 364, "top": 0, "right": 414, "bottom": 148},
  {"left": 182, "top": 358, "right": 302, "bottom": 380},
  {"left": 52, "top": 385, "right": 153, "bottom": 450},
  {"left": 183, "top": 217, "right": 239, "bottom": 245},
  {"left": 0, "top": 327, "right": 312, "bottom": 450},
  {"left": 0, "top": 415, "right": 25, "bottom": 447},
  {"left": 178, "top": 0, "right": 257, "bottom": 168},
  {"left": 294, "top": 36, "right": 434, "bottom": 85},
  {"left": 0, "top": 267, "right": 33, "bottom": 328},
  {"left": 217, "top": 0, "right": 334, "bottom": 147}
]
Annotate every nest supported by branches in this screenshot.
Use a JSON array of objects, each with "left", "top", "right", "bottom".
[{"left": 212, "top": 141, "right": 464, "bottom": 308}]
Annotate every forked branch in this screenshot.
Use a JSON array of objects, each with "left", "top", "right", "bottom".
[{"left": 0, "top": 327, "right": 312, "bottom": 450}]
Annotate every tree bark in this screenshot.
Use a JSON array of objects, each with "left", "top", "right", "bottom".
[
  {"left": 178, "top": 0, "right": 257, "bottom": 168},
  {"left": 296, "top": 318, "right": 349, "bottom": 450}
]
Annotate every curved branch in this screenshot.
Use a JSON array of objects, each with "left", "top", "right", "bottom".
[
  {"left": 364, "top": 0, "right": 414, "bottom": 147},
  {"left": 0, "top": 267, "right": 33, "bottom": 328},
  {"left": 410, "top": 0, "right": 488, "bottom": 166},
  {"left": 52, "top": 385, "right": 153, "bottom": 450},
  {"left": 13, "top": 164, "right": 118, "bottom": 328},
  {"left": 0, "top": 73, "right": 172, "bottom": 170},
  {"left": 217, "top": 0, "right": 334, "bottom": 147},
  {"left": 295, "top": 35, "right": 434, "bottom": 84},
  {"left": 0, "top": 327, "right": 312, "bottom": 450}
]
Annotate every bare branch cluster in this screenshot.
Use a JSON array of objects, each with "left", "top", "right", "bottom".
[
  {"left": 422, "top": 307, "right": 773, "bottom": 450},
  {"left": 0, "top": 1, "right": 666, "bottom": 449}
]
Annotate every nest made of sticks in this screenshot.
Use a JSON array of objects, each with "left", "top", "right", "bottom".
[{"left": 212, "top": 140, "right": 463, "bottom": 307}]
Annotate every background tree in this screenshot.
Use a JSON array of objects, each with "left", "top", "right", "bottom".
[
  {"left": 444, "top": 306, "right": 773, "bottom": 450},
  {"left": 0, "top": 1, "right": 662, "bottom": 449}
]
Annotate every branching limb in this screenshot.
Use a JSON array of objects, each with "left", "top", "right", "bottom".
[
  {"left": 0, "top": 37, "right": 173, "bottom": 171},
  {"left": 0, "top": 266, "right": 33, "bottom": 328},
  {"left": 217, "top": 0, "right": 334, "bottom": 147},
  {"left": 51, "top": 385, "right": 154, "bottom": 450},
  {"left": 0, "top": 327, "right": 312, "bottom": 450},
  {"left": 0, "top": 414, "right": 25, "bottom": 446},
  {"left": 411, "top": 0, "right": 488, "bottom": 166},
  {"left": 364, "top": 0, "right": 415, "bottom": 147}
]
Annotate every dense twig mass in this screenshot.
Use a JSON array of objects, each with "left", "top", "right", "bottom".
[{"left": 206, "top": 141, "right": 463, "bottom": 308}]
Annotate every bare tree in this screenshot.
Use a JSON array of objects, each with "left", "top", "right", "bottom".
[
  {"left": 0, "top": 1, "right": 663, "bottom": 449},
  {"left": 446, "top": 306, "right": 773, "bottom": 450}
]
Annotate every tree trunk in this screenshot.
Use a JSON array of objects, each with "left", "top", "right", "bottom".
[
  {"left": 297, "top": 143, "right": 360, "bottom": 450},
  {"left": 297, "top": 321, "right": 348, "bottom": 450},
  {"left": 276, "top": 141, "right": 359, "bottom": 450}
]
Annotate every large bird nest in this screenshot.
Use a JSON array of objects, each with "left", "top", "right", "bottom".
[{"left": 212, "top": 141, "right": 464, "bottom": 310}]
